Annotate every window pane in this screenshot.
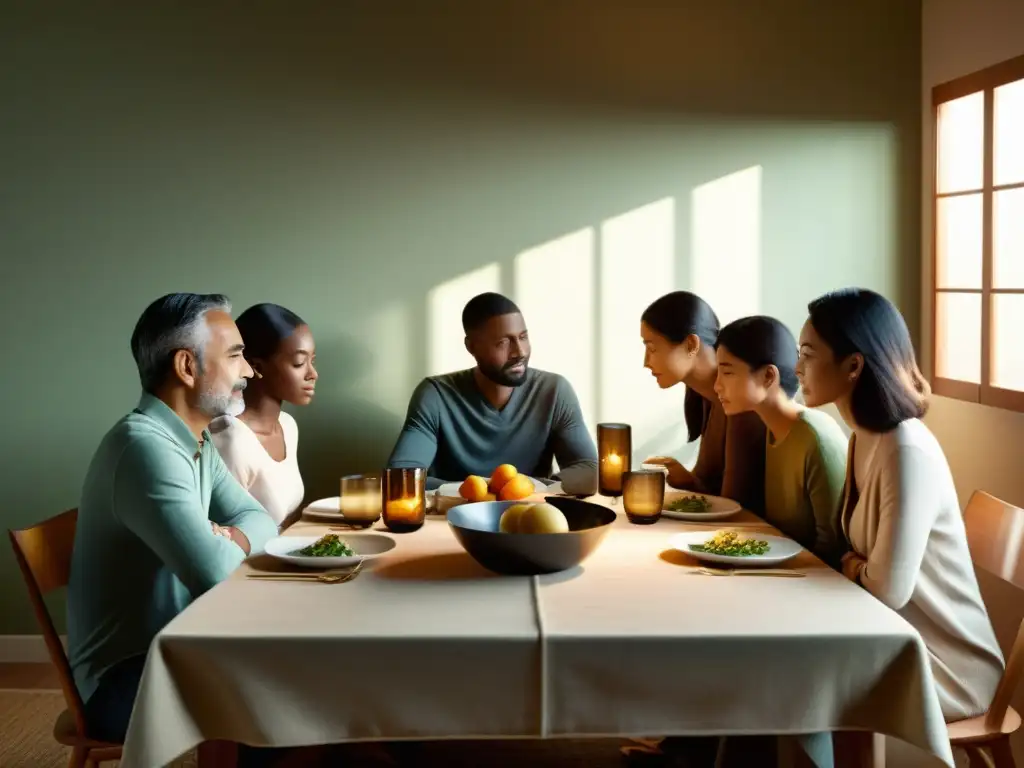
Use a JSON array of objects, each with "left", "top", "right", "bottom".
[
  {"left": 936, "top": 194, "right": 983, "bottom": 289},
  {"left": 995, "top": 78, "right": 1024, "bottom": 186},
  {"left": 994, "top": 187, "right": 1024, "bottom": 288},
  {"left": 936, "top": 292, "right": 981, "bottom": 384},
  {"left": 937, "top": 92, "right": 984, "bottom": 194},
  {"left": 993, "top": 294, "right": 1024, "bottom": 391}
]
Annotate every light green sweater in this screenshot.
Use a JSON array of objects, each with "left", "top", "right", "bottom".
[
  {"left": 764, "top": 408, "right": 848, "bottom": 566},
  {"left": 67, "top": 394, "right": 277, "bottom": 702}
]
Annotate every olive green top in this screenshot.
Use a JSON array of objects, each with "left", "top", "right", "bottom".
[{"left": 764, "top": 408, "right": 848, "bottom": 566}]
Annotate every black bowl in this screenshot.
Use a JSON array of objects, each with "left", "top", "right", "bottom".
[{"left": 447, "top": 497, "right": 616, "bottom": 575}]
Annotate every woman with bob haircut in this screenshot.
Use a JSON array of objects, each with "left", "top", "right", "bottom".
[{"left": 798, "top": 287, "right": 1003, "bottom": 721}]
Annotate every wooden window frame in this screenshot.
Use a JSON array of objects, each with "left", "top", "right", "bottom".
[{"left": 931, "top": 53, "right": 1024, "bottom": 411}]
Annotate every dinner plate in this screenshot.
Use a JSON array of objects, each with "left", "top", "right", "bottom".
[
  {"left": 302, "top": 497, "right": 345, "bottom": 521},
  {"left": 435, "top": 476, "right": 551, "bottom": 499},
  {"left": 669, "top": 530, "right": 802, "bottom": 566},
  {"left": 264, "top": 533, "right": 396, "bottom": 569},
  {"left": 661, "top": 492, "right": 742, "bottom": 521}
]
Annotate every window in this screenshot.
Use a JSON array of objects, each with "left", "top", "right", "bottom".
[{"left": 932, "top": 54, "right": 1024, "bottom": 410}]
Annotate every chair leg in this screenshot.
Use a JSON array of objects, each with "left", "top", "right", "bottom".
[
  {"left": 990, "top": 737, "right": 1017, "bottom": 768},
  {"left": 67, "top": 747, "right": 88, "bottom": 768},
  {"left": 964, "top": 745, "right": 996, "bottom": 768}
]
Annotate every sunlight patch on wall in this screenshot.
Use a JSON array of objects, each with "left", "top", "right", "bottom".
[
  {"left": 428, "top": 263, "right": 501, "bottom": 376},
  {"left": 514, "top": 228, "right": 597, "bottom": 432},
  {"left": 691, "top": 165, "right": 763, "bottom": 326},
  {"left": 598, "top": 198, "right": 685, "bottom": 455}
]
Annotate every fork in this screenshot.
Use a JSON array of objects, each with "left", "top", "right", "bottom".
[
  {"left": 692, "top": 565, "right": 804, "bottom": 578},
  {"left": 246, "top": 562, "right": 363, "bottom": 583}
]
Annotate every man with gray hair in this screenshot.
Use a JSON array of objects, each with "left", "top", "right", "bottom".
[{"left": 67, "top": 292, "right": 278, "bottom": 744}]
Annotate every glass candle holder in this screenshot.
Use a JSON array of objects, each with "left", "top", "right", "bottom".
[
  {"left": 622, "top": 470, "right": 666, "bottom": 525},
  {"left": 597, "top": 423, "right": 632, "bottom": 497},
  {"left": 339, "top": 474, "right": 382, "bottom": 528},
  {"left": 382, "top": 466, "right": 426, "bottom": 533}
]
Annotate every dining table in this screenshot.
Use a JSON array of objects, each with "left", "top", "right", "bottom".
[{"left": 118, "top": 493, "right": 954, "bottom": 768}]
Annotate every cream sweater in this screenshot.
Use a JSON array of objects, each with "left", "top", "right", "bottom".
[
  {"left": 209, "top": 412, "right": 304, "bottom": 526},
  {"left": 841, "top": 419, "right": 1004, "bottom": 721}
]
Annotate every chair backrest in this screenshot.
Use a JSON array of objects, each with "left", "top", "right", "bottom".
[
  {"left": 966, "top": 491, "right": 1024, "bottom": 588},
  {"left": 8, "top": 509, "right": 88, "bottom": 735},
  {"left": 964, "top": 490, "right": 1024, "bottom": 729}
]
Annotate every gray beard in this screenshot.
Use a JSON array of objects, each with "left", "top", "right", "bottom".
[{"left": 198, "top": 390, "right": 246, "bottom": 418}]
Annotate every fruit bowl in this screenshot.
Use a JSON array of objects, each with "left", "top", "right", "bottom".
[{"left": 447, "top": 497, "right": 616, "bottom": 575}]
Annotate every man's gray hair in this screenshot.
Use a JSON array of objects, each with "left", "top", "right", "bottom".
[{"left": 130, "top": 293, "right": 232, "bottom": 393}]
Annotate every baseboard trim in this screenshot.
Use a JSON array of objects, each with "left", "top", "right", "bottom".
[{"left": 0, "top": 635, "right": 67, "bottom": 663}]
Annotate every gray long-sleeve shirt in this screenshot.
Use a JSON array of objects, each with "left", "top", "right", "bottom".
[{"left": 387, "top": 368, "right": 598, "bottom": 495}]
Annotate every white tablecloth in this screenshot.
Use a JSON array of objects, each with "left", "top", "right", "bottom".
[{"left": 120, "top": 508, "right": 953, "bottom": 768}]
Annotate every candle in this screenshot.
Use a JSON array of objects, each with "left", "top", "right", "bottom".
[
  {"left": 600, "top": 453, "right": 624, "bottom": 492},
  {"left": 382, "top": 466, "right": 426, "bottom": 533},
  {"left": 385, "top": 497, "right": 422, "bottom": 522},
  {"left": 597, "top": 423, "right": 632, "bottom": 497}
]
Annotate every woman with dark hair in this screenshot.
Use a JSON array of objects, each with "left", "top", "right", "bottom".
[
  {"left": 799, "top": 288, "right": 1003, "bottom": 721},
  {"left": 714, "top": 315, "right": 848, "bottom": 565},
  {"left": 210, "top": 303, "right": 318, "bottom": 526},
  {"left": 640, "top": 291, "right": 766, "bottom": 514}
]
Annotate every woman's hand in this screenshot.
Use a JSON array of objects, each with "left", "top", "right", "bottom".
[
  {"left": 643, "top": 456, "right": 694, "bottom": 489},
  {"left": 841, "top": 551, "right": 867, "bottom": 583}
]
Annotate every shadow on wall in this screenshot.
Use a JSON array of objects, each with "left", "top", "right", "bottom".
[{"left": 292, "top": 333, "right": 404, "bottom": 502}]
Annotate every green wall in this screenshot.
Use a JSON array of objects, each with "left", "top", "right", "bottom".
[{"left": 0, "top": 1, "right": 921, "bottom": 634}]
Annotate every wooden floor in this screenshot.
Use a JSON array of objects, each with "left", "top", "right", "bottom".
[{"left": 0, "top": 661, "right": 61, "bottom": 690}]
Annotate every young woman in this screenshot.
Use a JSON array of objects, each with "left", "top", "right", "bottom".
[
  {"left": 799, "top": 287, "right": 1003, "bottom": 721},
  {"left": 210, "top": 303, "right": 318, "bottom": 526},
  {"left": 714, "top": 315, "right": 848, "bottom": 565},
  {"left": 640, "top": 291, "right": 766, "bottom": 514}
]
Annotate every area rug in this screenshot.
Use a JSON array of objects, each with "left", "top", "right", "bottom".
[{"left": 0, "top": 689, "right": 195, "bottom": 767}]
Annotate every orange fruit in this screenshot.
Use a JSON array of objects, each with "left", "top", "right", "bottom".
[
  {"left": 497, "top": 473, "right": 534, "bottom": 501},
  {"left": 459, "top": 475, "right": 489, "bottom": 501},
  {"left": 489, "top": 464, "right": 519, "bottom": 494},
  {"left": 483, "top": 493, "right": 497, "bottom": 502}
]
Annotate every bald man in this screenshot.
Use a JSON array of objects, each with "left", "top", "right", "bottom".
[{"left": 387, "top": 292, "right": 598, "bottom": 496}]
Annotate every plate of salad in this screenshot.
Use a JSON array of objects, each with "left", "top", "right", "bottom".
[
  {"left": 662, "top": 492, "right": 742, "bottom": 521},
  {"left": 669, "top": 529, "right": 802, "bottom": 566},
  {"left": 264, "top": 532, "right": 396, "bottom": 569}
]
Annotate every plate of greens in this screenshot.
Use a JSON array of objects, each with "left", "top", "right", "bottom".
[
  {"left": 264, "top": 532, "right": 396, "bottom": 569},
  {"left": 669, "top": 529, "right": 802, "bottom": 566},
  {"left": 662, "top": 492, "right": 742, "bottom": 521}
]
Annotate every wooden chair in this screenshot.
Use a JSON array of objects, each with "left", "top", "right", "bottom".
[
  {"left": 8, "top": 509, "right": 123, "bottom": 768},
  {"left": 949, "top": 490, "right": 1024, "bottom": 767}
]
